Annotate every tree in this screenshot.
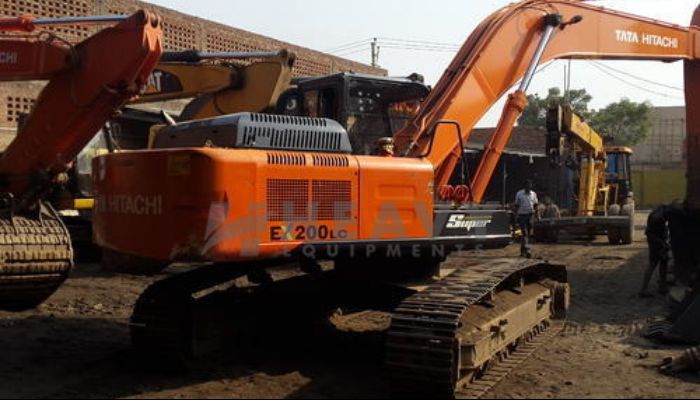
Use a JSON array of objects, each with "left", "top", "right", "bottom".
[
  {"left": 589, "top": 98, "right": 654, "bottom": 146},
  {"left": 517, "top": 87, "right": 654, "bottom": 147},
  {"left": 518, "top": 87, "right": 593, "bottom": 129}
]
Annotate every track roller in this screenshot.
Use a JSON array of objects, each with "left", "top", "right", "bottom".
[{"left": 386, "top": 259, "right": 568, "bottom": 397}]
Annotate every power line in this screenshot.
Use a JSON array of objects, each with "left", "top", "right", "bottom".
[
  {"left": 324, "top": 39, "right": 373, "bottom": 53},
  {"left": 380, "top": 42, "right": 460, "bottom": 50},
  {"left": 586, "top": 61, "right": 684, "bottom": 100},
  {"left": 380, "top": 45, "right": 460, "bottom": 53},
  {"left": 590, "top": 61, "right": 684, "bottom": 91},
  {"left": 506, "top": 60, "right": 557, "bottom": 92},
  {"left": 325, "top": 37, "right": 461, "bottom": 56},
  {"left": 327, "top": 42, "right": 372, "bottom": 54},
  {"left": 377, "top": 37, "right": 462, "bottom": 48}
]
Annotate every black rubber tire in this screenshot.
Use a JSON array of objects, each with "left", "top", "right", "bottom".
[
  {"left": 533, "top": 226, "right": 547, "bottom": 243},
  {"left": 535, "top": 205, "right": 560, "bottom": 243},
  {"left": 608, "top": 230, "right": 621, "bottom": 245},
  {"left": 546, "top": 228, "right": 560, "bottom": 243},
  {"left": 607, "top": 204, "right": 624, "bottom": 245},
  {"left": 608, "top": 204, "right": 622, "bottom": 216},
  {"left": 619, "top": 203, "right": 635, "bottom": 245}
]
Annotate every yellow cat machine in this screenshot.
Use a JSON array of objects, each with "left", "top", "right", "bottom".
[
  {"left": 0, "top": 11, "right": 162, "bottom": 309},
  {"left": 138, "top": 49, "right": 296, "bottom": 120},
  {"left": 534, "top": 105, "right": 636, "bottom": 244}
]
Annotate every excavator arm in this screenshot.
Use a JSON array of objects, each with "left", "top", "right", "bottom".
[
  {"left": 547, "top": 105, "right": 605, "bottom": 157},
  {"left": 0, "top": 11, "right": 162, "bottom": 311},
  {"left": 0, "top": 11, "right": 163, "bottom": 204},
  {"left": 133, "top": 50, "right": 295, "bottom": 119},
  {"left": 546, "top": 105, "right": 609, "bottom": 217},
  {"left": 394, "top": 0, "right": 699, "bottom": 203}
]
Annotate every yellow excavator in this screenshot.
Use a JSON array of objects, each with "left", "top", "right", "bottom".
[
  {"left": 534, "top": 105, "right": 635, "bottom": 244},
  {"left": 136, "top": 49, "right": 296, "bottom": 120}
]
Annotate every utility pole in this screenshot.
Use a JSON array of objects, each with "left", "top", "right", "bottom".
[
  {"left": 371, "top": 37, "right": 380, "bottom": 67},
  {"left": 564, "top": 59, "right": 572, "bottom": 104}
]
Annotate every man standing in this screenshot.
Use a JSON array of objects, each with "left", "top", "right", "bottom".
[
  {"left": 640, "top": 205, "right": 671, "bottom": 297},
  {"left": 515, "top": 180, "right": 539, "bottom": 258}
]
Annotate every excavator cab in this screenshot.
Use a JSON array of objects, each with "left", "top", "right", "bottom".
[
  {"left": 605, "top": 147, "right": 634, "bottom": 205},
  {"left": 276, "top": 73, "right": 429, "bottom": 155}
]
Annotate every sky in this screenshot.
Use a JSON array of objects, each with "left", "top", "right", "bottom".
[{"left": 146, "top": 0, "right": 695, "bottom": 126}]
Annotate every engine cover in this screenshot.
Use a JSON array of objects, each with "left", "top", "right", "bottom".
[{"left": 153, "top": 112, "right": 353, "bottom": 154}]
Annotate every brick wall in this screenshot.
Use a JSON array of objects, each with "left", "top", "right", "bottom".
[{"left": 0, "top": 0, "right": 386, "bottom": 130}]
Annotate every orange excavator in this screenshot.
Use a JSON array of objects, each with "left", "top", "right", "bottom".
[
  {"left": 0, "top": 11, "right": 162, "bottom": 310},
  {"left": 93, "top": 0, "right": 700, "bottom": 395}
]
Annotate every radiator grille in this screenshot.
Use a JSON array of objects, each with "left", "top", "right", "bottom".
[
  {"left": 242, "top": 126, "right": 345, "bottom": 152},
  {"left": 312, "top": 180, "right": 352, "bottom": 220},
  {"left": 267, "top": 179, "right": 309, "bottom": 221},
  {"left": 267, "top": 179, "right": 353, "bottom": 221},
  {"left": 251, "top": 114, "right": 328, "bottom": 127},
  {"left": 312, "top": 154, "right": 350, "bottom": 168},
  {"left": 267, "top": 152, "right": 306, "bottom": 166}
]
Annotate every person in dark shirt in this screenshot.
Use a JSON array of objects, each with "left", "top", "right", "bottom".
[{"left": 640, "top": 205, "right": 671, "bottom": 297}]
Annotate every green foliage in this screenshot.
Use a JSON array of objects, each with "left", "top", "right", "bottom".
[
  {"left": 589, "top": 98, "right": 654, "bottom": 146},
  {"left": 518, "top": 88, "right": 593, "bottom": 128},
  {"left": 518, "top": 87, "right": 654, "bottom": 146}
]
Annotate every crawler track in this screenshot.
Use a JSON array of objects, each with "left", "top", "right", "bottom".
[
  {"left": 132, "top": 258, "right": 568, "bottom": 397},
  {"left": 131, "top": 264, "right": 254, "bottom": 361},
  {"left": 386, "top": 259, "right": 568, "bottom": 397},
  {"left": 457, "top": 320, "right": 563, "bottom": 399},
  {"left": 0, "top": 206, "right": 73, "bottom": 311}
]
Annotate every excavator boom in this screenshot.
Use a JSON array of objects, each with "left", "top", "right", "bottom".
[{"left": 394, "top": 0, "right": 699, "bottom": 203}]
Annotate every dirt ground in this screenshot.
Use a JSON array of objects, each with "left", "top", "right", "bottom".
[{"left": 1, "top": 213, "right": 698, "bottom": 399}]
